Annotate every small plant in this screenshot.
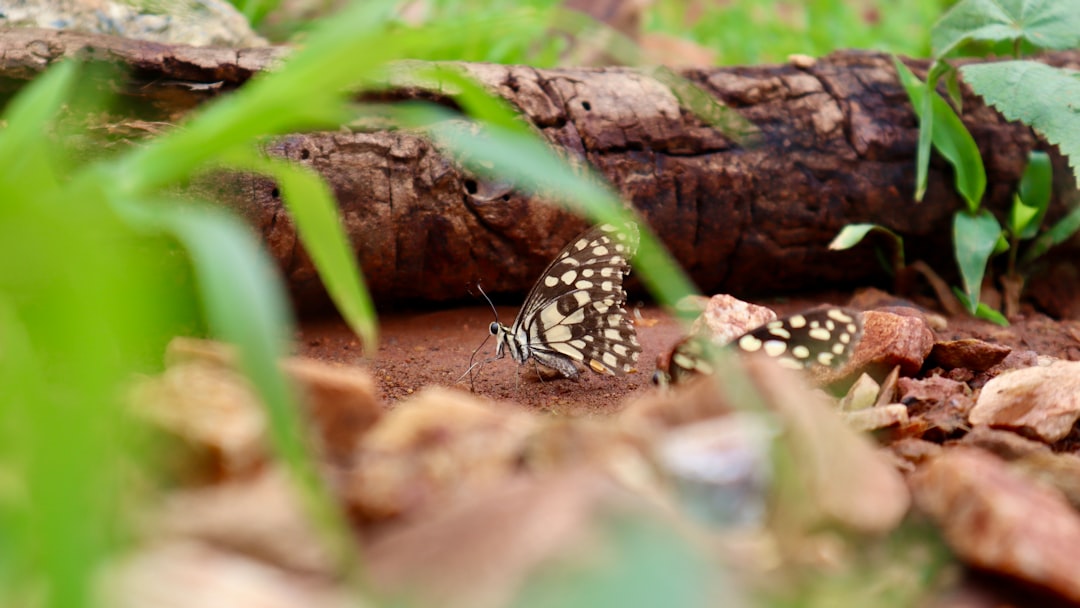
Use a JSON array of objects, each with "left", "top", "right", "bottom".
[{"left": 836, "top": 0, "right": 1080, "bottom": 324}]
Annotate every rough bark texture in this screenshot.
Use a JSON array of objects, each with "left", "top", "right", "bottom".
[{"left": 2, "top": 27, "right": 1076, "bottom": 307}]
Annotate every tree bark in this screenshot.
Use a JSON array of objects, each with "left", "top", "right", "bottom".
[{"left": 2, "top": 27, "right": 1076, "bottom": 307}]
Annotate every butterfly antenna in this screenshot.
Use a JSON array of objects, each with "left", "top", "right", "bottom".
[
  {"left": 461, "top": 283, "right": 501, "bottom": 392},
  {"left": 477, "top": 283, "right": 499, "bottom": 324}
]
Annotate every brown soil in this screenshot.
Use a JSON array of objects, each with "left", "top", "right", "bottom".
[{"left": 297, "top": 297, "right": 1080, "bottom": 413}]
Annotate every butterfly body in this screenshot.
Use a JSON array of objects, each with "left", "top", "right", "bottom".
[{"left": 490, "top": 222, "right": 642, "bottom": 379}]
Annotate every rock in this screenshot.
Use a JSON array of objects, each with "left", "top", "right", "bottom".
[
  {"left": 654, "top": 414, "right": 774, "bottom": 527},
  {"left": 843, "top": 404, "right": 909, "bottom": 433},
  {"left": 968, "top": 360, "right": 1080, "bottom": 443},
  {"left": 898, "top": 376, "right": 974, "bottom": 437},
  {"left": 163, "top": 337, "right": 382, "bottom": 466},
  {"left": 743, "top": 357, "right": 911, "bottom": 534},
  {"left": 103, "top": 540, "right": 353, "bottom": 608},
  {"left": 341, "top": 388, "right": 539, "bottom": 523},
  {"left": 887, "top": 437, "right": 942, "bottom": 468},
  {"left": 366, "top": 470, "right": 715, "bottom": 608},
  {"left": 837, "top": 309, "right": 935, "bottom": 380},
  {"left": 838, "top": 373, "right": 880, "bottom": 411},
  {"left": 910, "top": 447, "right": 1080, "bottom": 603},
  {"left": 691, "top": 294, "right": 777, "bottom": 344},
  {"left": 928, "top": 339, "right": 1011, "bottom": 371},
  {"left": 153, "top": 468, "right": 335, "bottom": 575},
  {"left": 957, "top": 425, "right": 1051, "bottom": 460},
  {"left": 1013, "top": 451, "right": 1080, "bottom": 511}
]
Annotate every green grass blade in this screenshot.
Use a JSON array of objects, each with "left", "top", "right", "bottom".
[
  {"left": 396, "top": 105, "right": 698, "bottom": 311},
  {"left": 224, "top": 152, "right": 379, "bottom": 354},
  {"left": 113, "top": 198, "right": 361, "bottom": 575}
]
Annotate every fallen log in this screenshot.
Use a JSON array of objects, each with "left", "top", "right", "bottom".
[{"left": 2, "top": 27, "right": 1075, "bottom": 307}]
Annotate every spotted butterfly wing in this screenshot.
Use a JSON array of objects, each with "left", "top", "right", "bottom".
[
  {"left": 653, "top": 307, "right": 864, "bottom": 387},
  {"left": 490, "top": 222, "right": 641, "bottom": 379}
]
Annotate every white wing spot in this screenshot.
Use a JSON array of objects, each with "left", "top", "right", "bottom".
[
  {"left": 839, "top": 333, "right": 851, "bottom": 344},
  {"left": 828, "top": 309, "right": 855, "bottom": 323},
  {"left": 791, "top": 345, "right": 811, "bottom": 359},
  {"left": 808, "top": 328, "right": 832, "bottom": 341},
  {"left": 560, "top": 269, "right": 577, "bottom": 285},
  {"left": 574, "top": 239, "right": 589, "bottom": 251},
  {"left": 544, "top": 276, "right": 559, "bottom": 288},
  {"left": 788, "top": 315, "right": 807, "bottom": 328},
  {"left": 817, "top": 352, "right": 835, "bottom": 366},
  {"left": 768, "top": 327, "right": 791, "bottom": 339},
  {"left": 570, "top": 339, "right": 586, "bottom": 349},
  {"left": 832, "top": 343, "right": 846, "bottom": 355},
  {"left": 613, "top": 344, "right": 628, "bottom": 356},
  {"left": 739, "top": 335, "right": 763, "bottom": 352},
  {"left": 582, "top": 268, "right": 594, "bottom": 278},
  {"left": 592, "top": 245, "right": 609, "bottom": 256},
  {"left": 763, "top": 340, "right": 787, "bottom": 357},
  {"left": 575, "top": 280, "right": 594, "bottom": 289},
  {"left": 600, "top": 267, "right": 614, "bottom": 278},
  {"left": 825, "top": 320, "right": 836, "bottom": 331},
  {"left": 604, "top": 328, "right": 621, "bottom": 340},
  {"left": 602, "top": 352, "right": 618, "bottom": 368},
  {"left": 573, "top": 291, "right": 590, "bottom": 307},
  {"left": 601, "top": 280, "right": 613, "bottom": 291}
]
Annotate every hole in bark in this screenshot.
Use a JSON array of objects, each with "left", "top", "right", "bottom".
[
  {"left": 300, "top": 148, "right": 310, "bottom": 160},
  {"left": 581, "top": 101, "right": 591, "bottom": 111},
  {"left": 271, "top": 187, "right": 280, "bottom": 199},
  {"left": 501, "top": 194, "right": 510, "bottom": 201},
  {"left": 464, "top": 179, "right": 478, "bottom": 194}
]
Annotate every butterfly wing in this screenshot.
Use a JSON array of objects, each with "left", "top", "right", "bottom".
[{"left": 512, "top": 222, "right": 641, "bottom": 376}]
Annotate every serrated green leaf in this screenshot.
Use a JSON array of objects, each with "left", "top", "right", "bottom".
[
  {"left": 894, "top": 58, "right": 986, "bottom": 211},
  {"left": 961, "top": 61, "right": 1080, "bottom": 185},
  {"left": 953, "top": 210, "right": 1001, "bottom": 313},
  {"left": 932, "top": 0, "right": 1080, "bottom": 59}
]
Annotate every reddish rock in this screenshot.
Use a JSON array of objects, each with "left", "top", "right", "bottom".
[
  {"left": 842, "top": 309, "right": 935, "bottom": 379},
  {"left": 928, "top": 339, "right": 1011, "bottom": 371},
  {"left": 968, "top": 361, "right": 1080, "bottom": 443},
  {"left": 911, "top": 447, "right": 1080, "bottom": 603}
]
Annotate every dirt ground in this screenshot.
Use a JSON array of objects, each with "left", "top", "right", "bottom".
[{"left": 297, "top": 294, "right": 1080, "bottom": 413}]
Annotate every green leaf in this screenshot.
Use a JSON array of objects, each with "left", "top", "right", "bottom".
[
  {"left": 894, "top": 58, "right": 987, "bottom": 211},
  {"left": 952, "top": 288, "right": 1010, "bottom": 326},
  {"left": 829, "top": 223, "right": 906, "bottom": 268},
  {"left": 828, "top": 224, "right": 878, "bottom": 249},
  {"left": 931, "top": 0, "right": 1080, "bottom": 59},
  {"left": 953, "top": 210, "right": 1002, "bottom": 313},
  {"left": 223, "top": 152, "right": 379, "bottom": 355},
  {"left": 1009, "top": 195, "right": 1041, "bottom": 237},
  {"left": 1021, "top": 204, "right": 1080, "bottom": 264},
  {"left": 1015, "top": 151, "right": 1052, "bottom": 239},
  {"left": 961, "top": 61, "right": 1080, "bottom": 184}
]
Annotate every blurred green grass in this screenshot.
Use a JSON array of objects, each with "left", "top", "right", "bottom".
[{"left": 0, "top": 1, "right": 945, "bottom": 607}]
